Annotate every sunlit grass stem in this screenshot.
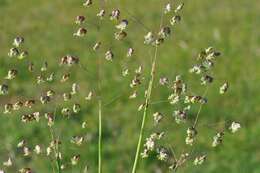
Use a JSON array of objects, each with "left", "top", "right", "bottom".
[
  {"left": 131, "top": 46, "right": 158, "bottom": 173},
  {"left": 98, "top": 99, "right": 102, "bottom": 173}
]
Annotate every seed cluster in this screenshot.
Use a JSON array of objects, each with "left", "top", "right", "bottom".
[
  {"left": 136, "top": 1, "right": 241, "bottom": 172},
  {"left": 0, "top": 0, "right": 241, "bottom": 173}
]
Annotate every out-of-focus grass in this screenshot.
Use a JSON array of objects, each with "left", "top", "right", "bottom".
[{"left": 0, "top": 0, "right": 259, "bottom": 172}]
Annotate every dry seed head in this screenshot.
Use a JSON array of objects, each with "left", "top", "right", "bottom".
[
  {"left": 73, "top": 27, "right": 87, "bottom": 37},
  {"left": 116, "top": 19, "right": 128, "bottom": 30},
  {"left": 110, "top": 9, "right": 120, "bottom": 20},
  {"left": 97, "top": 9, "right": 105, "bottom": 19},
  {"left": 41, "top": 61, "right": 48, "bottom": 71},
  {"left": 229, "top": 122, "right": 241, "bottom": 133},
  {"left": 61, "top": 73, "right": 70, "bottom": 82},
  {"left": 172, "top": 75, "right": 187, "bottom": 95},
  {"left": 50, "top": 139, "right": 62, "bottom": 147},
  {"left": 170, "top": 15, "right": 181, "bottom": 26},
  {"left": 220, "top": 82, "right": 229, "bottom": 94},
  {"left": 45, "top": 112, "right": 54, "bottom": 126},
  {"left": 158, "top": 26, "right": 171, "bottom": 39},
  {"left": 13, "top": 36, "right": 24, "bottom": 47},
  {"left": 17, "top": 140, "right": 26, "bottom": 148},
  {"left": 4, "top": 103, "right": 13, "bottom": 114},
  {"left": 153, "top": 112, "right": 163, "bottom": 124},
  {"left": 169, "top": 94, "right": 180, "bottom": 105},
  {"left": 85, "top": 91, "right": 93, "bottom": 100},
  {"left": 3, "top": 157, "right": 12, "bottom": 167},
  {"left": 159, "top": 77, "right": 169, "bottom": 86},
  {"left": 122, "top": 69, "right": 129, "bottom": 77},
  {"left": 67, "top": 55, "right": 79, "bottom": 65},
  {"left": 46, "top": 90, "right": 55, "bottom": 97},
  {"left": 63, "top": 93, "right": 72, "bottom": 101},
  {"left": 61, "top": 164, "right": 66, "bottom": 170},
  {"left": 178, "top": 152, "right": 190, "bottom": 165},
  {"left": 135, "top": 66, "right": 143, "bottom": 74},
  {"left": 175, "top": 3, "right": 184, "bottom": 13},
  {"left": 40, "top": 95, "right": 51, "bottom": 104},
  {"left": 13, "top": 101, "right": 23, "bottom": 110},
  {"left": 83, "top": 0, "right": 92, "bottom": 7},
  {"left": 129, "top": 90, "right": 137, "bottom": 99},
  {"left": 144, "top": 32, "right": 155, "bottom": 45},
  {"left": 189, "top": 64, "right": 202, "bottom": 74},
  {"left": 34, "top": 145, "right": 42, "bottom": 154},
  {"left": 93, "top": 42, "right": 101, "bottom": 51},
  {"left": 201, "top": 75, "right": 214, "bottom": 85},
  {"left": 154, "top": 38, "right": 164, "bottom": 46},
  {"left": 8, "top": 47, "right": 19, "bottom": 57},
  {"left": 24, "top": 99, "right": 36, "bottom": 108},
  {"left": 61, "top": 107, "right": 71, "bottom": 116},
  {"left": 212, "top": 132, "right": 224, "bottom": 147},
  {"left": 19, "top": 168, "right": 32, "bottom": 173},
  {"left": 130, "top": 75, "right": 142, "bottom": 88},
  {"left": 21, "top": 112, "right": 40, "bottom": 123},
  {"left": 185, "top": 127, "right": 197, "bottom": 145},
  {"left": 71, "top": 83, "right": 79, "bottom": 95},
  {"left": 157, "top": 147, "right": 169, "bottom": 161},
  {"left": 0, "top": 84, "right": 8, "bottom": 95},
  {"left": 71, "top": 155, "right": 80, "bottom": 165},
  {"left": 138, "top": 103, "right": 145, "bottom": 111},
  {"left": 71, "top": 136, "right": 84, "bottom": 146},
  {"left": 46, "top": 147, "right": 52, "bottom": 156},
  {"left": 144, "top": 138, "right": 155, "bottom": 151},
  {"left": 127, "top": 47, "right": 134, "bottom": 57},
  {"left": 46, "top": 72, "right": 55, "bottom": 82},
  {"left": 23, "top": 146, "right": 31, "bottom": 156},
  {"left": 184, "top": 95, "right": 207, "bottom": 104},
  {"left": 37, "top": 75, "right": 45, "bottom": 84},
  {"left": 75, "top": 15, "right": 86, "bottom": 24},
  {"left": 82, "top": 121, "right": 87, "bottom": 128},
  {"left": 164, "top": 3, "right": 172, "bottom": 14},
  {"left": 18, "top": 51, "right": 28, "bottom": 60},
  {"left": 114, "top": 30, "right": 127, "bottom": 40},
  {"left": 105, "top": 50, "right": 114, "bottom": 61},
  {"left": 205, "top": 47, "right": 214, "bottom": 54},
  {"left": 73, "top": 103, "right": 81, "bottom": 113},
  {"left": 174, "top": 110, "right": 187, "bottom": 124},
  {"left": 194, "top": 154, "right": 207, "bottom": 165},
  {"left": 141, "top": 149, "right": 149, "bottom": 158},
  {"left": 202, "top": 60, "right": 214, "bottom": 70}
]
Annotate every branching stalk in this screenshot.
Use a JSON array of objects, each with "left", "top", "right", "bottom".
[{"left": 131, "top": 46, "right": 158, "bottom": 173}]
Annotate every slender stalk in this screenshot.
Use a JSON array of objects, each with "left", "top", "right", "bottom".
[
  {"left": 131, "top": 46, "right": 158, "bottom": 173},
  {"left": 49, "top": 127, "right": 62, "bottom": 173},
  {"left": 192, "top": 86, "right": 209, "bottom": 128},
  {"left": 131, "top": 5, "right": 165, "bottom": 172},
  {"left": 98, "top": 99, "right": 102, "bottom": 173},
  {"left": 48, "top": 106, "right": 61, "bottom": 173},
  {"left": 56, "top": 153, "right": 62, "bottom": 173},
  {"left": 97, "top": 1, "right": 104, "bottom": 171}
]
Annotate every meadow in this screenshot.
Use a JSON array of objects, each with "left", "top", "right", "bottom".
[{"left": 0, "top": 0, "right": 259, "bottom": 173}]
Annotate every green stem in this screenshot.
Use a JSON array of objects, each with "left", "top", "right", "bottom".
[
  {"left": 98, "top": 99, "right": 102, "bottom": 173},
  {"left": 49, "top": 126, "right": 62, "bottom": 173},
  {"left": 56, "top": 154, "right": 62, "bottom": 173},
  {"left": 131, "top": 46, "right": 158, "bottom": 173}
]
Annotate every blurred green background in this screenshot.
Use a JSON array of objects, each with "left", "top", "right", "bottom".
[{"left": 0, "top": 0, "right": 259, "bottom": 172}]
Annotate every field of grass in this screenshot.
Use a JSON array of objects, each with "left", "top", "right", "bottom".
[{"left": 0, "top": 0, "right": 259, "bottom": 172}]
